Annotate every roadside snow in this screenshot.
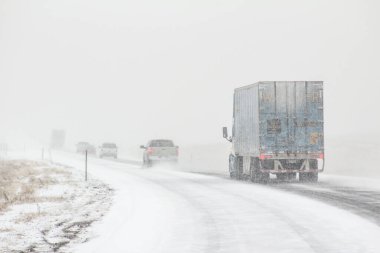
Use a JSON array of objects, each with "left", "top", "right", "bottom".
[
  {"left": 0, "top": 160, "right": 113, "bottom": 253},
  {"left": 48, "top": 152, "right": 380, "bottom": 253}
]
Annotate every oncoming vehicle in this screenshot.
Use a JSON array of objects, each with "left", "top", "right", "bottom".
[
  {"left": 76, "top": 142, "right": 96, "bottom": 155},
  {"left": 140, "top": 139, "right": 178, "bottom": 167},
  {"left": 99, "top": 143, "right": 118, "bottom": 159}
]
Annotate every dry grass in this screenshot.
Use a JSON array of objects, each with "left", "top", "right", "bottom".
[
  {"left": 16, "top": 211, "right": 48, "bottom": 223},
  {"left": 0, "top": 160, "right": 69, "bottom": 212},
  {"left": 0, "top": 227, "right": 12, "bottom": 233}
]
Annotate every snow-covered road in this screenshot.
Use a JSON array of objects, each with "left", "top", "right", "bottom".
[{"left": 49, "top": 152, "right": 380, "bottom": 253}]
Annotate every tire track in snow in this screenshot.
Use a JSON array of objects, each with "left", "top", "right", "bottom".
[
  {"left": 155, "top": 170, "right": 380, "bottom": 253},
  {"left": 195, "top": 172, "right": 380, "bottom": 227},
  {"left": 270, "top": 182, "right": 380, "bottom": 226},
  {"left": 159, "top": 172, "right": 329, "bottom": 253},
  {"left": 126, "top": 171, "right": 222, "bottom": 253},
  {"left": 131, "top": 169, "right": 335, "bottom": 253}
]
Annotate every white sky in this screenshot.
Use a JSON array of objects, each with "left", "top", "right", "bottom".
[{"left": 1, "top": 0, "right": 380, "bottom": 148}]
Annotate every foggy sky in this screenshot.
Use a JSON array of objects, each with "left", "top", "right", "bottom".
[{"left": 1, "top": 0, "right": 380, "bottom": 149}]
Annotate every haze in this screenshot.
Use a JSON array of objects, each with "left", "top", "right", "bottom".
[{"left": 1, "top": 0, "right": 380, "bottom": 149}]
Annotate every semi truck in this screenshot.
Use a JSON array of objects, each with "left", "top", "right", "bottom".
[{"left": 223, "top": 81, "right": 324, "bottom": 183}]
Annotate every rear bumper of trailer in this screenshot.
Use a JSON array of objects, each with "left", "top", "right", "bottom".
[{"left": 258, "top": 156, "right": 325, "bottom": 173}]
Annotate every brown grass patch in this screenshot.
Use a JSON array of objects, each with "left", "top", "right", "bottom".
[
  {"left": 0, "top": 160, "right": 68, "bottom": 212},
  {"left": 15, "top": 211, "right": 48, "bottom": 223},
  {"left": 0, "top": 227, "right": 13, "bottom": 233}
]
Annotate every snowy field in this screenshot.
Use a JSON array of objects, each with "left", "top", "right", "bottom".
[{"left": 0, "top": 160, "right": 112, "bottom": 253}]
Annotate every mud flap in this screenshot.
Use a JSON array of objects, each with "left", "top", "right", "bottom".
[{"left": 251, "top": 158, "right": 269, "bottom": 183}]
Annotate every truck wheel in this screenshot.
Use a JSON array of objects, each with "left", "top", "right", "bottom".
[
  {"left": 299, "top": 160, "right": 319, "bottom": 182},
  {"left": 229, "top": 155, "right": 236, "bottom": 179},
  {"left": 288, "top": 173, "right": 297, "bottom": 180},
  {"left": 260, "top": 172, "right": 270, "bottom": 183},
  {"left": 309, "top": 172, "right": 318, "bottom": 182},
  {"left": 309, "top": 159, "right": 318, "bottom": 170},
  {"left": 299, "top": 172, "right": 318, "bottom": 183},
  {"left": 236, "top": 156, "right": 243, "bottom": 180},
  {"left": 251, "top": 169, "right": 269, "bottom": 183},
  {"left": 250, "top": 158, "right": 269, "bottom": 183},
  {"left": 276, "top": 173, "right": 296, "bottom": 181},
  {"left": 250, "top": 167, "right": 258, "bottom": 182},
  {"left": 276, "top": 173, "right": 287, "bottom": 181}
]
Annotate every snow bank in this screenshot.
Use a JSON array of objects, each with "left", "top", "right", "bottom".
[{"left": 0, "top": 160, "right": 113, "bottom": 253}]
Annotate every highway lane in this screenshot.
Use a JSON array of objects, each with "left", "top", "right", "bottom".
[
  {"left": 49, "top": 152, "right": 380, "bottom": 253},
  {"left": 195, "top": 170, "right": 380, "bottom": 227},
  {"left": 270, "top": 179, "right": 380, "bottom": 226}
]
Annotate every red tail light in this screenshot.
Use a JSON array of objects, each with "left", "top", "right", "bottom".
[
  {"left": 259, "top": 154, "right": 272, "bottom": 160},
  {"left": 147, "top": 147, "right": 154, "bottom": 155},
  {"left": 319, "top": 153, "right": 324, "bottom": 159}
]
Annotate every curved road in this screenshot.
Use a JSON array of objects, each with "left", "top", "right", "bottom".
[{"left": 52, "top": 153, "right": 380, "bottom": 253}]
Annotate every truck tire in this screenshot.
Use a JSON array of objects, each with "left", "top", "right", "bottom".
[
  {"left": 309, "top": 159, "right": 318, "bottom": 170},
  {"left": 310, "top": 172, "right": 318, "bottom": 182},
  {"left": 236, "top": 156, "right": 244, "bottom": 180},
  {"left": 250, "top": 158, "right": 269, "bottom": 183},
  {"left": 276, "top": 173, "right": 287, "bottom": 181},
  {"left": 299, "top": 172, "right": 318, "bottom": 182},
  {"left": 276, "top": 173, "right": 296, "bottom": 181},
  {"left": 288, "top": 172, "right": 297, "bottom": 180},
  {"left": 229, "top": 155, "right": 237, "bottom": 179},
  {"left": 299, "top": 159, "right": 319, "bottom": 182}
]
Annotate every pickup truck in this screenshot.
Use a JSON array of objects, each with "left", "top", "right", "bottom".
[
  {"left": 140, "top": 139, "right": 178, "bottom": 167},
  {"left": 99, "top": 143, "right": 118, "bottom": 159}
]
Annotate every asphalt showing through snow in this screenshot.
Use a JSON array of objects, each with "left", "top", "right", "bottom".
[
  {"left": 270, "top": 181, "right": 380, "bottom": 226},
  {"left": 193, "top": 171, "right": 380, "bottom": 228}
]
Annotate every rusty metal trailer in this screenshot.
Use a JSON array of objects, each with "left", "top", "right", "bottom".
[{"left": 223, "top": 81, "right": 324, "bottom": 182}]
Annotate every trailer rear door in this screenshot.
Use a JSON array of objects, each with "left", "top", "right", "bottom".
[{"left": 259, "top": 81, "right": 323, "bottom": 154}]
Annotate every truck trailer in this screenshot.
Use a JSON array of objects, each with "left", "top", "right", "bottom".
[{"left": 223, "top": 81, "right": 324, "bottom": 183}]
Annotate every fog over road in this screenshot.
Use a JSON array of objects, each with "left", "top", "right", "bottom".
[{"left": 48, "top": 152, "right": 380, "bottom": 253}]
